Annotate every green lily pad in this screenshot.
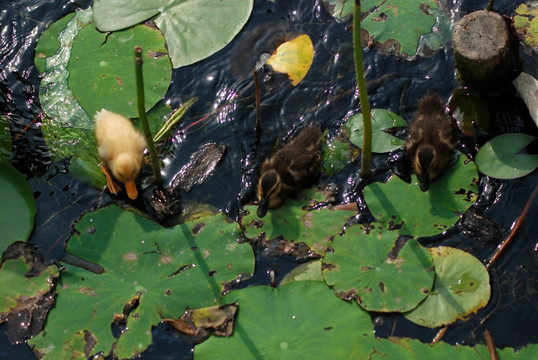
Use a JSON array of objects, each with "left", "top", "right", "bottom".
[
  {"left": 475, "top": 133, "right": 538, "bottom": 179},
  {"left": 322, "top": 227, "right": 435, "bottom": 312},
  {"left": 242, "top": 189, "right": 357, "bottom": 255},
  {"left": 92, "top": 0, "right": 254, "bottom": 68},
  {"left": 364, "top": 155, "right": 478, "bottom": 237},
  {"left": 0, "top": 162, "right": 36, "bottom": 255},
  {"left": 279, "top": 260, "right": 324, "bottom": 286},
  {"left": 29, "top": 205, "right": 254, "bottom": 360},
  {"left": 404, "top": 246, "right": 491, "bottom": 328},
  {"left": 514, "top": 3, "right": 538, "bottom": 48},
  {"left": 320, "top": 130, "right": 355, "bottom": 177},
  {"left": 347, "top": 109, "right": 407, "bottom": 153},
  {"left": 194, "top": 281, "right": 374, "bottom": 359}
]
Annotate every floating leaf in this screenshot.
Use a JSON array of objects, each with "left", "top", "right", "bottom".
[
  {"left": 195, "top": 281, "right": 374, "bottom": 359},
  {"left": 279, "top": 260, "right": 324, "bottom": 286},
  {"left": 404, "top": 246, "right": 491, "bottom": 328},
  {"left": 242, "top": 189, "right": 357, "bottom": 255},
  {"left": 448, "top": 88, "right": 490, "bottom": 136},
  {"left": 365, "top": 155, "right": 478, "bottom": 237},
  {"left": 323, "top": 228, "right": 435, "bottom": 312},
  {"left": 0, "top": 162, "right": 36, "bottom": 255},
  {"left": 29, "top": 206, "right": 254, "bottom": 360},
  {"left": 514, "top": 3, "right": 538, "bottom": 48},
  {"left": 513, "top": 72, "right": 538, "bottom": 128},
  {"left": 320, "top": 130, "right": 355, "bottom": 176},
  {"left": 266, "top": 34, "right": 314, "bottom": 86},
  {"left": 93, "top": 0, "right": 254, "bottom": 68},
  {"left": 347, "top": 109, "right": 407, "bottom": 153},
  {"left": 475, "top": 133, "right": 538, "bottom": 179},
  {"left": 164, "top": 303, "right": 238, "bottom": 337}
]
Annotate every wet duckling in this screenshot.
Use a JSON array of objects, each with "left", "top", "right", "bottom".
[
  {"left": 257, "top": 125, "right": 322, "bottom": 217},
  {"left": 95, "top": 109, "right": 147, "bottom": 199},
  {"left": 405, "top": 94, "right": 458, "bottom": 192}
]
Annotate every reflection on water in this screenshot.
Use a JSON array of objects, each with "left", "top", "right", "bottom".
[{"left": 1, "top": 0, "right": 537, "bottom": 358}]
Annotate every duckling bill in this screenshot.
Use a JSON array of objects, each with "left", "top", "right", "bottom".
[
  {"left": 405, "top": 95, "right": 457, "bottom": 192},
  {"left": 95, "top": 109, "right": 147, "bottom": 199},
  {"left": 257, "top": 125, "right": 322, "bottom": 217}
]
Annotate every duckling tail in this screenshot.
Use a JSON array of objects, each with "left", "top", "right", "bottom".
[{"left": 257, "top": 197, "right": 270, "bottom": 218}]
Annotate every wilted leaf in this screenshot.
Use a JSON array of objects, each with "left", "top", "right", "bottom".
[
  {"left": 347, "top": 109, "right": 407, "bottom": 153},
  {"left": 512, "top": 72, "right": 538, "bottom": 128},
  {"left": 475, "top": 133, "right": 538, "bottom": 179},
  {"left": 279, "top": 260, "right": 324, "bottom": 286},
  {"left": 195, "top": 281, "right": 374, "bottom": 359},
  {"left": 92, "top": 0, "right": 254, "bottom": 68},
  {"left": 404, "top": 246, "right": 491, "bottom": 328},
  {"left": 266, "top": 34, "right": 314, "bottom": 86},
  {"left": 365, "top": 155, "right": 478, "bottom": 237},
  {"left": 323, "top": 228, "right": 435, "bottom": 312},
  {"left": 164, "top": 303, "right": 237, "bottom": 337}
]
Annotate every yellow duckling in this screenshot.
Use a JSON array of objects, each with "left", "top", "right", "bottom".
[
  {"left": 95, "top": 109, "right": 146, "bottom": 199},
  {"left": 405, "top": 94, "right": 458, "bottom": 192},
  {"left": 257, "top": 125, "right": 322, "bottom": 217}
]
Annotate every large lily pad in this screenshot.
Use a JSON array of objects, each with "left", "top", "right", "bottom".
[
  {"left": 346, "top": 109, "right": 407, "bottom": 153},
  {"left": 242, "top": 189, "right": 357, "bottom": 255},
  {"left": 322, "top": 227, "right": 435, "bottom": 312},
  {"left": 195, "top": 281, "right": 374, "bottom": 359},
  {"left": 92, "top": 0, "right": 254, "bottom": 68},
  {"left": 0, "top": 162, "right": 36, "bottom": 255},
  {"left": 364, "top": 155, "right": 478, "bottom": 237},
  {"left": 475, "top": 133, "right": 538, "bottom": 179},
  {"left": 404, "top": 246, "right": 491, "bottom": 328},
  {"left": 266, "top": 34, "right": 314, "bottom": 86},
  {"left": 29, "top": 205, "right": 254, "bottom": 360}
]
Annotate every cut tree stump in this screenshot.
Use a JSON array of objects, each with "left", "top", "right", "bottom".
[{"left": 453, "top": 10, "right": 518, "bottom": 93}]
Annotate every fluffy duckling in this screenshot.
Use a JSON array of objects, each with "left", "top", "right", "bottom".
[
  {"left": 95, "top": 109, "right": 146, "bottom": 199},
  {"left": 405, "top": 94, "right": 458, "bottom": 192},
  {"left": 257, "top": 125, "right": 322, "bottom": 217}
]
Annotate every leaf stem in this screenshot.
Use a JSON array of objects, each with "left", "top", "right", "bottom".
[
  {"left": 134, "top": 46, "right": 162, "bottom": 184},
  {"left": 486, "top": 0, "right": 495, "bottom": 11},
  {"left": 153, "top": 97, "right": 198, "bottom": 143},
  {"left": 353, "top": 0, "right": 372, "bottom": 182}
]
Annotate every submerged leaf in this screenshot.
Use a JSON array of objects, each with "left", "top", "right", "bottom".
[
  {"left": 266, "top": 34, "right": 314, "bottom": 86},
  {"left": 347, "top": 109, "right": 407, "bottom": 153},
  {"left": 475, "top": 133, "right": 538, "bottom": 179},
  {"left": 404, "top": 246, "right": 491, "bottom": 328},
  {"left": 0, "top": 116, "right": 12, "bottom": 163},
  {"left": 164, "top": 303, "right": 237, "bottom": 338},
  {"left": 448, "top": 88, "right": 490, "bottom": 136}
]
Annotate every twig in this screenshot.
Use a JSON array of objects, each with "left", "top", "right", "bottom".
[
  {"left": 483, "top": 329, "right": 498, "bottom": 360},
  {"left": 486, "top": 185, "right": 538, "bottom": 270},
  {"left": 134, "top": 46, "right": 162, "bottom": 184},
  {"left": 487, "top": 0, "right": 495, "bottom": 11},
  {"left": 353, "top": 0, "right": 372, "bottom": 182}
]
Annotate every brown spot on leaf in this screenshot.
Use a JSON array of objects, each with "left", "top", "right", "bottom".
[
  {"left": 123, "top": 252, "right": 137, "bottom": 261},
  {"left": 115, "top": 76, "right": 123, "bottom": 86},
  {"left": 192, "top": 222, "right": 205, "bottom": 235},
  {"left": 378, "top": 282, "right": 386, "bottom": 293}
]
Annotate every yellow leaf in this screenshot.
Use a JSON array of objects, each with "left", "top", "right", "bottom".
[{"left": 266, "top": 34, "right": 314, "bottom": 86}]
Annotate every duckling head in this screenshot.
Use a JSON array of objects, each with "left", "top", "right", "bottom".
[
  {"left": 111, "top": 153, "right": 142, "bottom": 200},
  {"left": 257, "top": 169, "right": 282, "bottom": 218},
  {"left": 413, "top": 144, "right": 435, "bottom": 192}
]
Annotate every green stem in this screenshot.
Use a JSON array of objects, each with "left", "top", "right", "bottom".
[
  {"left": 353, "top": 0, "right": 372, "bottom": 182},
  {"left": 153, "top": 97, "right": 198, "bottom": 143},
  {"left": 134, "top": 46, "right": 162, "bottom": 184},
  {"left": 486, "top": 0, "right": 495, "bottom": 11}
]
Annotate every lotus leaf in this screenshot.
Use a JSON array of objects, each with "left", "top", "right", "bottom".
[
  {"left": 266, "top": 34, "right": 314, "bottom": 86},
  {"left": 195, "top": 281, "right": 373, "bottom": 359},
  {"left": 365, "top": 155, "right": 478, "bottom": 237},
  {"left": 0, "top": 162, "right": 36, "bottom": 255},
  {"left": 475, "top": 133, "right": 538, "bottom": 179},
  {"left": 404, "top": 246, "right": 491, "bottom": 328},
  {"left": 323, "top": 227, "right": 435, "bottom": 312},
  {"left": 347, "top": 109, "right": 407, "bottom": 153},
  {"left": 92, "top": 0, "right": 254, "bottom": 68},
  {"left": 29, "top": 205, "right": 254, "bottom": 360}
]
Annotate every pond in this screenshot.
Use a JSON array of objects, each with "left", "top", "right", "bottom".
[{"left": 1, "top": 0, "right": 537, "bottom": 359}]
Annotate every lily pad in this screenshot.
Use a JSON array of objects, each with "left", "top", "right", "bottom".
[
  {"left": 347, "top": 109, "right": 407, "bottom": 153},
  {"left": 279, "top": 260, "right": 324, "bottom": 286},
  {"left": 242, "top": 189, "right": 357, "bottom": 255},
  {"left": 448, "top": 88, "right": 490, "bottom": 136},
  {"left": 514, "top": 3, "right": 538, "bottom": 48},
  {"left": 364, "top": 155, "right": 478, "bottom": 237},
  {"left": 404, "top": 246, "right": 491, "bottom": 328},
  {"left": 0, "top": 162, "right": 36, "bottom": 255},
  {"left": 29, "top": 205, "right": 254, "bottom": 360},
  {"left": 92, "top": 0, "right": 254, "bottom": 68},
  {"left": 266, "top": 34, "right": 314, "bottom": 86},
  {"left": 475, "top": 133, "right": 538, "bottom": 179},
  {"left": 194, "top": 281, "right": 374, "bottom": 359},
  {"left": 322, "top": 228, "right": 435, "bottom": 312},
  {"left": 320, "top": 130, "right": 355, "bottom": 176}
]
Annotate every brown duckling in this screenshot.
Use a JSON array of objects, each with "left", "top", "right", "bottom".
[
  {"left": 257, "top": 125, "right": 322, "bottom": 217},
  {"left": 405, "top": 94, "right": 458, "bottom": 192}
]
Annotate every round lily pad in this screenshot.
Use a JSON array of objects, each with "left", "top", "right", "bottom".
[
  {"left": 322, "top": 227, "right": 435, "bottom": 312},
  {"left": 347, "top": 109, "right": 407, "bottom": 153},
  {"left": 364, "top": 155, "right": 478, "bottom": 237},
  {"left": 266, "top": 34, "right": 314, "bottom": 86},
  {"left": 194, "top": 281, "right": 374, "bottom": 359},
  {"left": 404, "top": 246, "right": 491, "bottom": 328},
  {"left": 475, "top": 133, "right": 538, "bottom": 179}
]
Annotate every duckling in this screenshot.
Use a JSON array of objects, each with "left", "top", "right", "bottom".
[
  {"left": 257, "top": 125, "right": 322, "bottom": 217},
  {"left": 405, "top": 94, "right": 458, "bottom": 192},
  {"left": 95, "top": 109, "right": 146, "bottom": 199}
]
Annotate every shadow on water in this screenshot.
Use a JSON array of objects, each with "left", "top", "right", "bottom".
[{"left": 1, "top": 0, "right": 537, "bottom": 358}]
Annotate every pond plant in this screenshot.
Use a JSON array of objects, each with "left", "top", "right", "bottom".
[{"left": 1, "top": 0, "right": 538, "bottom": 359}]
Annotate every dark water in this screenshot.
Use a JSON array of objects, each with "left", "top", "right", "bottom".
[{"left": 1, "top": 0, "right": 537, "bottom": 358}]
